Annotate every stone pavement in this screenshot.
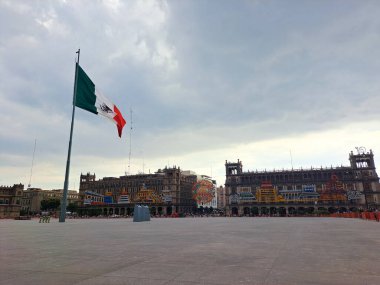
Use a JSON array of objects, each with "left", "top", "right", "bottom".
[{"left": 1, "top": 217, "right": 379, "bottom": 285}]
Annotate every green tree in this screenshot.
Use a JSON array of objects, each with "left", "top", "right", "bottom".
[
  {"left": 41, "top": 199, "right": 60, "bottom": 211},
  {"left": 67, "top": 203, "right": 78, "bottom": 213}
]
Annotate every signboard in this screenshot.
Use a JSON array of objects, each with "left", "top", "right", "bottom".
[
  {"left": 90, "top": 201, "right": 105, "bottom": 205},
  {"left": 84, "top": 199, "right": 92, "bottom": 205},
  {"left": 85, "top": 191, "right": 103, "bottom": 197},
  {"left": 347, "top": 190, "right": 364, "bottom": 200},
  {"left": 229, "top": 194, "right": 239, "bottom": 204},
  {"left": 104, "top": 196, "right": 113, "bottom": 204},
  {"left": 118, "top": 194, "right": 129, "bottom": 204},
  {"left": 163, "top": 195, "right": 172, "bottom": 203},
  {"left": 302, "top": 185, "right": 316, "bottom": 193},
  {"left": 237, "top": 186, "right": 251, "bottom": 193},
  {"left": 192, "top": 180, "right": 215, "bottom": 205},
  {"left": 239, "top": 192, "right": 256, "bottom": 201},
  {"left": 84, "top": 191, "right": 104, "bottom": 205}
]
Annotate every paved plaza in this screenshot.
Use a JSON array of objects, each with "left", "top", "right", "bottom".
[{"left": 1, "top": 217, "right": 380, "bottom": 285}]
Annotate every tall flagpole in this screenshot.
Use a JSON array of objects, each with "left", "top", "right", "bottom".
[
  {"left": 28, "top": 138, "right": 37, "bottom": 188},
  {"left": 60, "top": 49, "right": 80, "bottom": 222}
]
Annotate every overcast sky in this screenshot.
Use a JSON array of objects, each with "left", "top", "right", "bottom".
[{"left": 1, "top": 0, "right": 380, "bottom": 190}]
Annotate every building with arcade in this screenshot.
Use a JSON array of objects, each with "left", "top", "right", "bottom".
[
  {"left": 225, "top": 148, "right": 380, "bottom": 216},
  {"left": 79, "top": 166, "right": 198, "bottom": 216}
]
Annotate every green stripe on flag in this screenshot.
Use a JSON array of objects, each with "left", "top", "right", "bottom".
[{"left": 75, "top": 64, "right": 98, "bottom": 114}]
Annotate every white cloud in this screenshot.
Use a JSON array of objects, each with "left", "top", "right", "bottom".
[
  {"left": 102, "top": 0, "right": 122, "bottom": 14},
  {"left": 37, "top": 15, "right": 69, "bottom": 37},
  {"left": 152, "top": 40, "right": 178, "bottom": 71},
  {"left": 0, "top": 0, "right": 32, "bottom": 14}
]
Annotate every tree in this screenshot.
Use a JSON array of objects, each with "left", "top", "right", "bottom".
[
  {"left": 41, "top": 199, "right": 60, "bottom": 211},
  {"left": 67, "top": 203, "right": 78, "bottom": 213},
  {"left": 88, "top": 208, "right": 102, "bottom": 217}
]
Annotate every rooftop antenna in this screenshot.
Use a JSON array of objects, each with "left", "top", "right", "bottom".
[
  {"left": 290, "top": 149, "right": 295, "bottom": 186},
  {"left": 28, "top": 138, "right": 37, "bottom": 188},
  {"left": 289, "top": 149, "right": 294, "bottom": 169},
  {"left": 127, "top": 108, "right": 133, "bottom": 175}
]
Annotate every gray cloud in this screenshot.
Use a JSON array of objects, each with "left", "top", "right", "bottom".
[{"left": 1, "top": 0, "right": 380, "bottom": 188}]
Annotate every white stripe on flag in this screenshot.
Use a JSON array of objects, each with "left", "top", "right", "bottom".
[{"left": 94, "top": 88, "right": 116, "bottom": 122}]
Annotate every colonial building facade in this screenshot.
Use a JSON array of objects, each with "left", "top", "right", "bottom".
[
  {"left": 22, "top": 188, "right": 79, "bottom": 213},
  {"left": 79, "top": 166, "right": 198, "bottom": 215},
  {"left": 0, "top": 184, "right": 23, "bottom": 218},
  {"left": 216, "top": 186, "right": 226, "bottom": 210},
  {"left": 225, "top": 149, "right": 380, "bottom": 216}
]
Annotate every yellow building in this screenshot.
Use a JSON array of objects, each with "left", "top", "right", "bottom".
[{"left": 256, "top": 182, "right": 285, "bottom": 203}]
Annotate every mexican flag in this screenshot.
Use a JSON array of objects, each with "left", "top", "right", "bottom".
[{"left": 74, "top": 64, "right": 126, "bottom": 137}]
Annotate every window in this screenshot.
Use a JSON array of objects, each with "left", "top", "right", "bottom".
[{"left": 356, "top": 161, "right": 368, "bottom": 168}]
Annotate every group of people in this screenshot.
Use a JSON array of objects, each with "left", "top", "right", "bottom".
[{"left": 39, "top": 215, "right": 51, "bottom": 223}]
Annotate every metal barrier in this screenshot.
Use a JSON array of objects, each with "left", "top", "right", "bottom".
[{"left": 330, "top": 211, "right": 379, "bottom": 222}]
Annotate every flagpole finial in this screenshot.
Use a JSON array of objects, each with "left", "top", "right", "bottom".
[{"left": 76, "top": 49, "right": 80, "bottom": 63}]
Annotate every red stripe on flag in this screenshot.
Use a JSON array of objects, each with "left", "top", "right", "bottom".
[{"left": 113, "top": 105, "right": 126, "bottom": 137}]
